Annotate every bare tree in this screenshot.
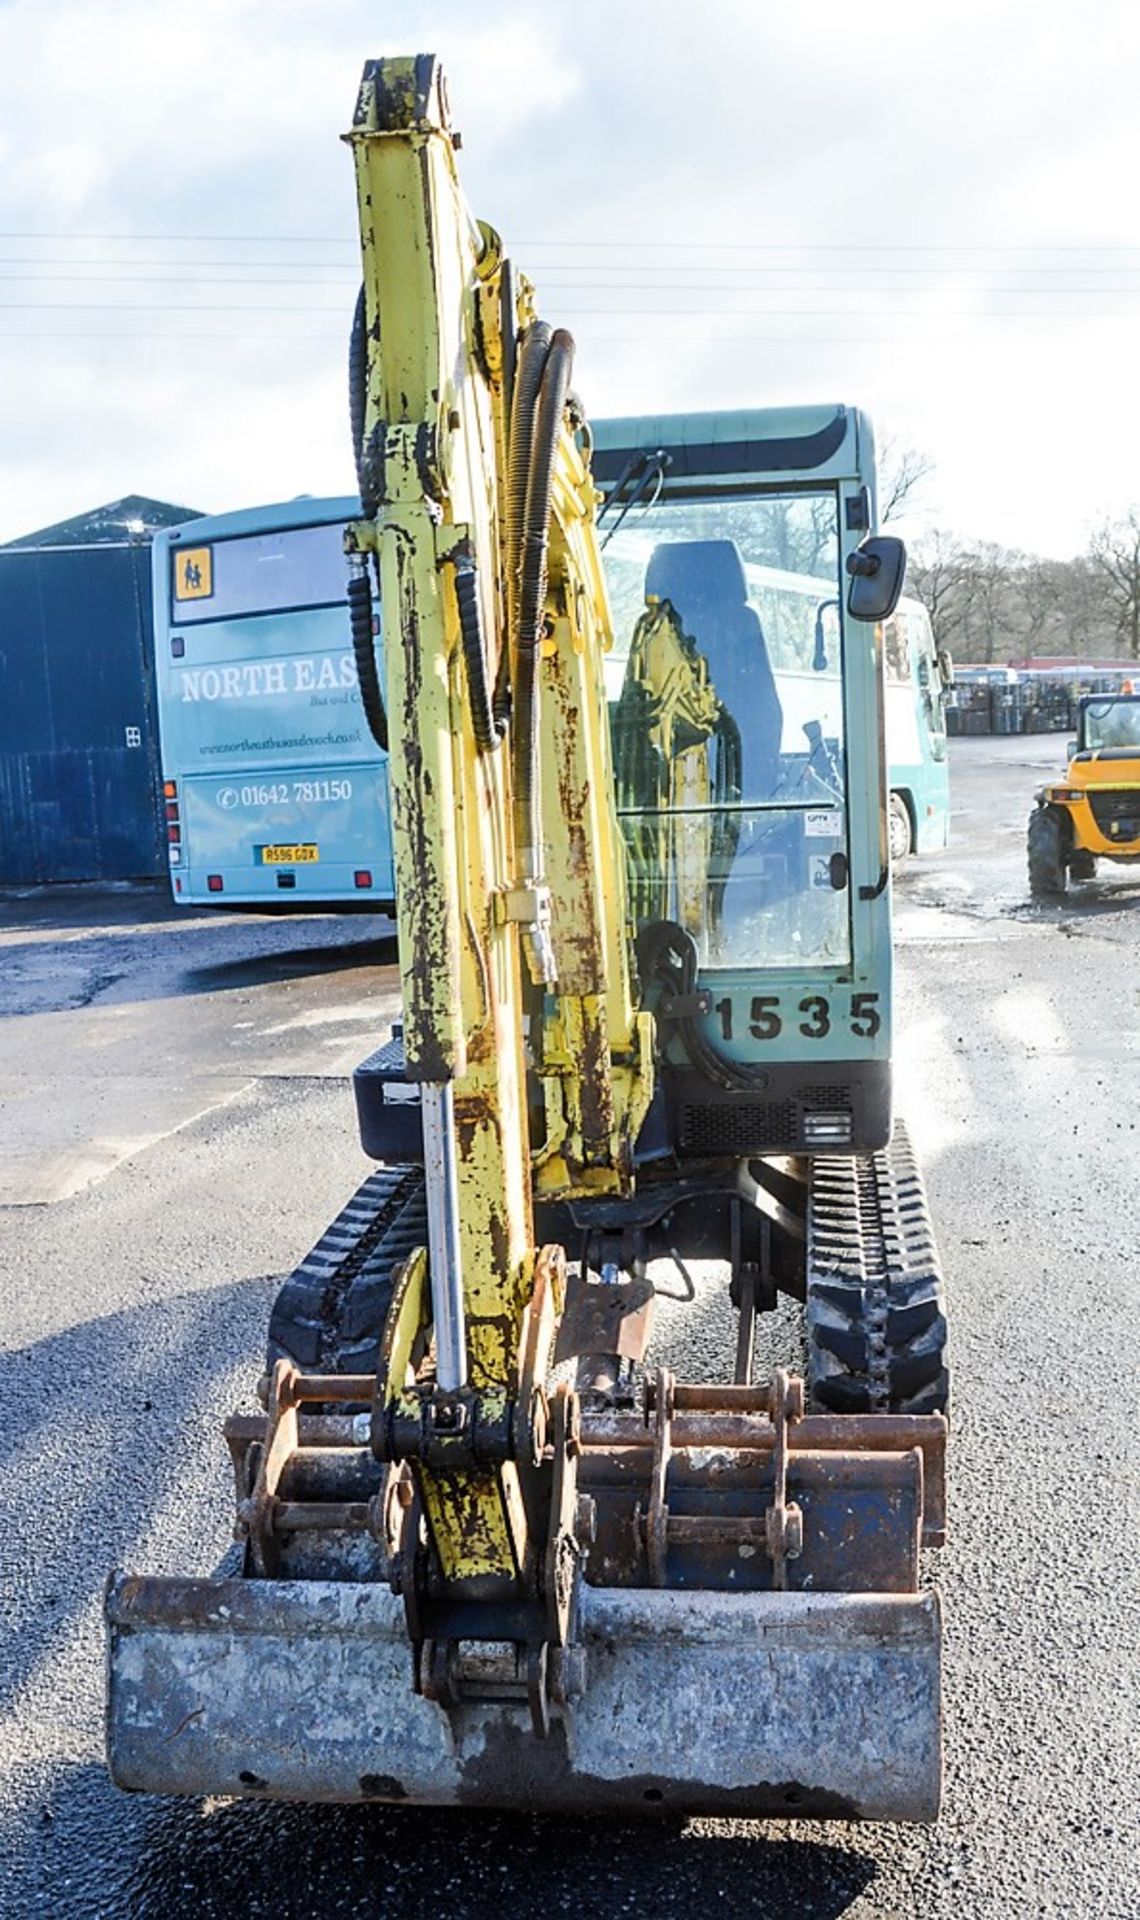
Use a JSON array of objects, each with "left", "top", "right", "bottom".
[
  {"left": 713, "top": 494, "right": 834, "bottom": 576},
  {"left": 1006, "top": 555, "right": 1064, "bottom": 659},
  {"left": 1054, "top": 556, "right": 1116, "bottom": 659},
  {"left": 911, "top": 535, "right": 1040, "bottom": 664},
  {"left": 908, "top": 530, "right": 973, "bottom": 652},
  {"left": 878, "top": 436, "right": 936, "bottom": 525},
  {"left": 906, "top": 517, "right": 1137, "bottom": 666},
  {"left": 1006, "top": 555, "right": 1115, "bottom": 662},
  {"left": 1088, "top": 512, "right": 1140, "bottom": 660},
  {"left": 961, "top": 541, "right": 1022, "bottom": 664}
]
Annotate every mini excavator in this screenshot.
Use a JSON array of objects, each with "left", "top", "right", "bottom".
[{"left": 106, "top": 54, "right": 950, "bottom": 1820}]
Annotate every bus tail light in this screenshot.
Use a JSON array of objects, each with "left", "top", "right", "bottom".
[
  {"left": 165, "top": 783, "right": 182, "bottom": 853},
  {"left": 207, "top": 875, "right": 224, "bottom": 893},
  {"left": 354, "top": 870, "right": 373, "bottom": 889}
]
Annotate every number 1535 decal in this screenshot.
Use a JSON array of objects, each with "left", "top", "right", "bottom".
[{"left": 713, "top": 992, "right": 882, "bottom": 1043}]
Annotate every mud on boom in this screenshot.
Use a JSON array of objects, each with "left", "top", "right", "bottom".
[{"left": 106, "top": 54, "right": 950, "bottom": 1820}]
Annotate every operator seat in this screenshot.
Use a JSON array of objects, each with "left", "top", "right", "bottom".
[{"left": 644, "top": 539, "right": 782, "bottom": 799}]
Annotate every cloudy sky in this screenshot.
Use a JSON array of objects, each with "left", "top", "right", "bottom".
[{"left": 2, "top": 0, "right": 1140, "bottom": 556}]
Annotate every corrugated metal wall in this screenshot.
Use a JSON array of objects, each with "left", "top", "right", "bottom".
[{"left": 0, "top": 544, "right": 165, "bottom": 884}]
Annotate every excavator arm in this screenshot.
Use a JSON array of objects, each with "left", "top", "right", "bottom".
[{"left": 341, "top": 56, "right": 653, "bottom": 1627}]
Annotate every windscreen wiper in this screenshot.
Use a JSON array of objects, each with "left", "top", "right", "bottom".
[{"left": 597, "top": 448, "right": 672, "bottom": 549}]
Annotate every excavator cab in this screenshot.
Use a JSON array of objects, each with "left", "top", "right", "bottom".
[
  {"left": 596, "top": 410, "right": 896, "bottom": 1156},
  {"left": 106, "top": 55, "right": 948, "bottom": 1824}
]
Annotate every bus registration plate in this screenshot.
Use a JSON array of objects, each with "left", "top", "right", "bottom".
[{"left": 258, "top": 844, "right": 320, "bottom": 865}]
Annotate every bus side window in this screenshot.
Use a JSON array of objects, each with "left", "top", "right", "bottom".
[{"left": 884, "top": 614, "right": 909, "bottom": 685}]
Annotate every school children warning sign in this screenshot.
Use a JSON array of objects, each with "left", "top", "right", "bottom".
[{"left": 174, "top": 547, "right": 213, "bottom": 601}]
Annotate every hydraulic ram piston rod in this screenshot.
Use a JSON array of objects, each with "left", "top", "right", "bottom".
[{"left": 421, "top": 1082, "right": 467, "bottom": 1392}]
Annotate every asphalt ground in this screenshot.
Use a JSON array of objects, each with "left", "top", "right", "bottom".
[{"left": 0, "top": 734, "right": 1137, "bottom": 1919}]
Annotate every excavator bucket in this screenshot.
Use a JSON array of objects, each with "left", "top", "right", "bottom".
[
  {"left": 107, "top": 1577, "right": 940, "bottom": 1820},
  {"left": 106, "top": 1371, "right": 945, "bottom": 1821}
]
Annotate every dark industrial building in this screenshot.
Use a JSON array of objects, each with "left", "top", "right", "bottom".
[{"left": 0, "top": 494, "right": 202, "bottom": 887}]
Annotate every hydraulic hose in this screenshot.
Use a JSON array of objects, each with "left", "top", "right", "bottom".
[
  {"left": 454, "top": 551, "right": 503, "bottom": 752},
  {"left": 347, "top": 284, "right": 388, "bottom": 751},
  {"left": 640, "top": 919, "right": 771, "bottom": 1093},
  {"left": 512, "top": 327, "right": 575, "bottom": 880},
  {"left": 349, "top": 285, "right": 374, "bottom": 516},
  {"left": 347, "top": 561, "right": 388, "bottom": 753},
  {"left": 498, "top": 320, "right": 553, "bottom": 728}
]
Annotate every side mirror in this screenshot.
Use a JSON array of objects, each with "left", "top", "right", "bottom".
[
  {"left": 1066, "top": 739, "right": 1078, "bottom": 761},
  {"left": 937, "top": 647, "right": 954, "bottom": 690},
  {"left": 846, "top": 535, "right": 907, "bottom": 624}
]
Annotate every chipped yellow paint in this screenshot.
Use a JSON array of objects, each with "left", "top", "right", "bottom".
[
  {"left": 531, "top": 428, "right": 655, "bottom": 1191},
  {"left": 382, "top": 1249, "right": 428, "bottom": 1405},
  {"left": 346, "top": 59, "right": 532, "bottom": 1586},
  {"left": 418, "top": 1464, "right": 522, "bottom": 1583},
  {"left": 345, "top": 57, "right": 655, "bottom": 1589}
]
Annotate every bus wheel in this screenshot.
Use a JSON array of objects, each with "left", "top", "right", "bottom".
[
  {"left": 888, "top": 793, "right": 913, "bottom": 863},
  {"left": 1027, "top": 805, "right": 1066, "bottom": 898}
]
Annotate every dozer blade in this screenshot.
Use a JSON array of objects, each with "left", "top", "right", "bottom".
[{"left": 106, "top": 1572, "right": 940, "bottom": 1821}]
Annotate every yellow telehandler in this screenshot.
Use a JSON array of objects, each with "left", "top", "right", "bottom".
[{"left": 1028, "top": 687, "right": 1140, "bottom": 895}]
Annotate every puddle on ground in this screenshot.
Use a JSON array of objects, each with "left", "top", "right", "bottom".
[{"left": 893, "top": 901, "right": 1033, "bottom": 944}]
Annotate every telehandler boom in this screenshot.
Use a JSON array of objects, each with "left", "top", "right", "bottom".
[{"left": 106, "top": 53, "right": 949, "bottom": 1820}]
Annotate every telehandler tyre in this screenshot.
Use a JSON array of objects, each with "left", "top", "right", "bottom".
[{"left": 1027, "top": 804, "right": 1066, "bottom": 898}]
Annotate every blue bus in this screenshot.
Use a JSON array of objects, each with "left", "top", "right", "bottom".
[{"left": 153, "top": 498, "right": 394, "bottom": 910}]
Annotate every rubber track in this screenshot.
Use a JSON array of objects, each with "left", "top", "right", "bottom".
[
  {"left": 806, "top": 1121, "right": 950, "bottom": 1416},
  {"left": 267, "top": 1165, "right": 426, "bottom": 1375}
]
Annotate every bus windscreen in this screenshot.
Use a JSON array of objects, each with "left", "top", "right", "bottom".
[
  {"left": 171, "top": 522, "right": 346, "bottom": 624},
  {"left": 155, "top": 502, "right": 394, "bottom": 912}
]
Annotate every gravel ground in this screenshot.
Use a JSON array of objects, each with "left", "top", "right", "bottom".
[{"left": 0, "top": 735, "right": 1137, "bottom": 1919}]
